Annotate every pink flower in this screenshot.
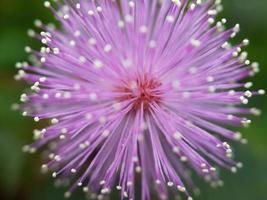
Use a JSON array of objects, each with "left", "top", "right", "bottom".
[{"left": 17, "top": 0, "right": 264, "bottom": 199}]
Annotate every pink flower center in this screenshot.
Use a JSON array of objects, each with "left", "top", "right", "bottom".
[{"left": 114, "top": 74, "right": 162, "bottom": 112}]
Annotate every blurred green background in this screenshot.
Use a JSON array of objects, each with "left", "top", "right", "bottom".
[{"left": 0, "top": 0, "right": 266, "bottom": 200}]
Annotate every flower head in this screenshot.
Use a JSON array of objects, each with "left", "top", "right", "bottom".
[{"left": 17, "top": 0, "right": 264, "bottom": 199}]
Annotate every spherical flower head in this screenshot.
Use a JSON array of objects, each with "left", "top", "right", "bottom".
[{"left": 16, "top": 0, "right": 264, "bottom": 199}]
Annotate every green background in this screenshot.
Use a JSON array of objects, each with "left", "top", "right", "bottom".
[{"left": 0, "top": 0, "right": 266, "bottom": 200}]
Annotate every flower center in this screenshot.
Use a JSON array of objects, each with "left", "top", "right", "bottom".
[{"left": 115, "top": 74, "right": 162, "bottom": 112}]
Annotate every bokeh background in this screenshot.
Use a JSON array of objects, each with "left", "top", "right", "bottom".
[{"left": 0, "top": 0, "right": 266, "bottom": 200}]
